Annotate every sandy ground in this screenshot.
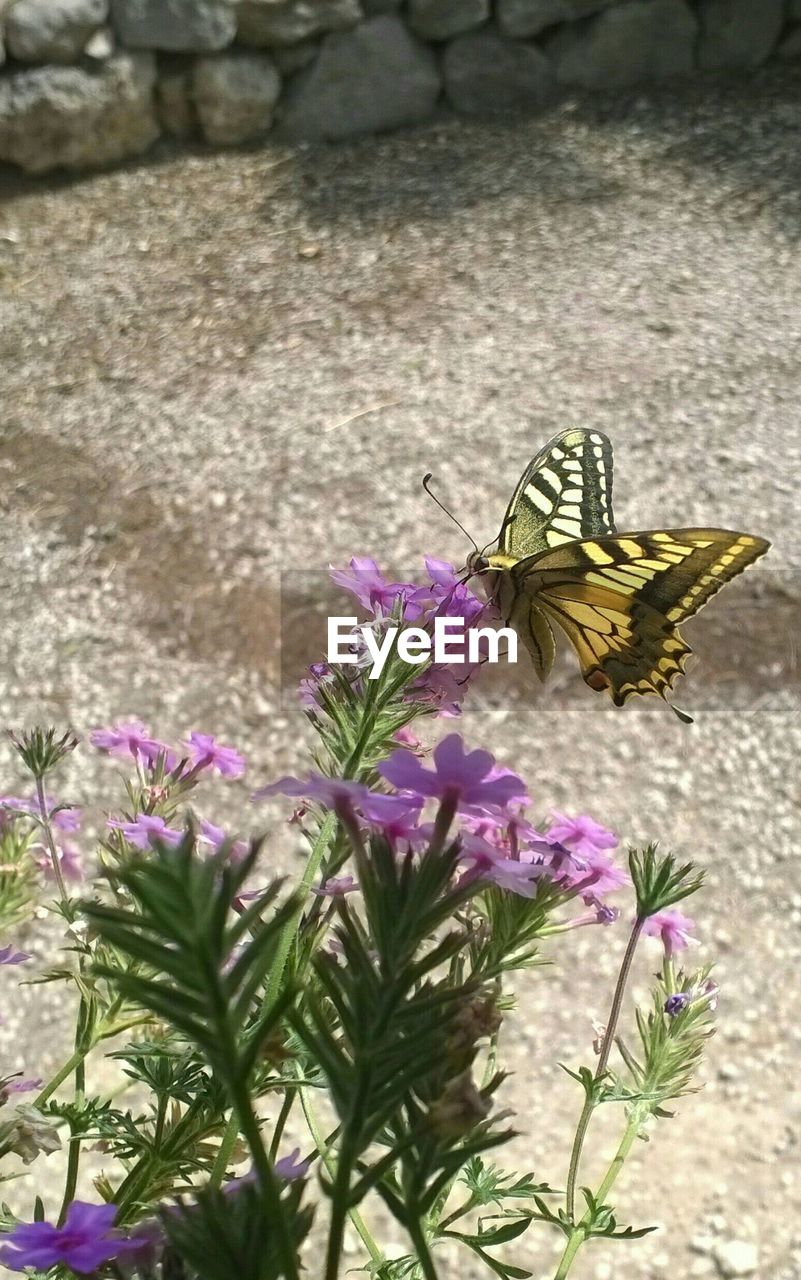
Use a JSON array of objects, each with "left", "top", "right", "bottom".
[{"left": 1, "top": 64, "right": 800, "bottom": 1280}]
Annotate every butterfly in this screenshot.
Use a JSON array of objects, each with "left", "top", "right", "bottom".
[{"left": 464, "top": 429, "right": 770, "bottom": 721}]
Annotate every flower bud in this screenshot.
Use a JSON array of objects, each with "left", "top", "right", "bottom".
[{"left": 429, "top": 1071, "right": 491, "bottom": 1139}]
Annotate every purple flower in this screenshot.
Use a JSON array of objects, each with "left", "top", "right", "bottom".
[
  {"left": 115, "top": 1220, "right": 163, "bottom": 1276},
  {"left": 461, "top": 814, "right": 558, "bottom": 869},
  {"left": 299, "top": 662, "right": 335, "bottom": 711},
  {"left": 580, "top": 849, "right": 630, "bottom": 897},
  {"left": 0, "top": 795, "right": 27, "bottom": 829},
  {"left": 393, "top": 725, "right": 423, "bottom": 751},
  {"left": 252, "top": 773, "right": 368, "bottom": 812},
  {"left": 312, "top": 876, "right": 358, "bottom": 897},
  {"left": 107, "top": 814, "right": 183, "bottom": 851},
  {"left": 330, "top": 557, "right": 422, "bottom": 620},
  {"left": 520, "top": 835, "right": 584, "bottom": 879},
  {"left": 409, "top": 662, "right": 472, "bottom": 717},
  {"left": 700, "top": 978, "right": 719, "bottom": 1011},
  {"left": 484, "top": 765, "right": 532, "bottom": 809},
  {"left": 564, "top": 903, "right": 620, "bottom": 930},
  {"left": 1, "top": 796, "right": 32, "bottom": 827},
  {"left": 197, "top": 820, "right": 248, "bottom": 862},
  {"left": 411, "top": 559, "right": 490, "bottom": 629},
  {"left": 90, "top": 722, "right": 173, "bottom": 768},
  {"left": 0, "top": 1201, "right": 121, "bottom": 1274},
  {"left": 664, "top": 992, "right": 691, "bottom": 1017},
  {"left": 298, "top": 678, "right": 321, "bottom": 710},
  {"left": 558, "top": 847, "right": 630, "bottom": 902},
  {"left": 51, "top": 806, "right": 82, "bottom": 834},
  {"left": 0, "top": 796, "right": 82, "bottom": 833},
  {"left": 4, "top": 1077, "right": 42, "bottom": 1095},
  {"left": 456, "top": 831, "right": 550, "bottom": 898},
  {"left": 359, "top": 791, "right": 424, "bottom": 844},
  {"left": 642, "top": 908, "right": 696, "bottom": 956},
  {"left": 0, "top": 945, "right": 30, "bottom": 966},
  {"left": 185, "top": 733, "right": 246, "bottom": 779},
  {"left": 35, "top": 840, "right": 83, "bottom": 883},
  {"left": 379, "top": 734, "right": 528, "bottom": 817},
  {"left": 274, "top": 1147, "right": 314, "bottom": 1181},
  {"left": 225, "top": 1150, "right": 313, "bottom": 1195},
  {"left": 546, "top": 812, "right": 618, "bottom": 859}
]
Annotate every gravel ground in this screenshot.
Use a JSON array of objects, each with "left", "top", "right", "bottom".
[{"left": 1, "top": 65, "right": 800, "bottom": 1280}]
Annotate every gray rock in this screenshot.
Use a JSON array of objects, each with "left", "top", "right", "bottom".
[
  {"left": 270, "top": 38, "right": 319, "bottom": 73},
  {"left": 279, "top": 16, "right": 440, "bottom": 142},
  {"left": 550, "top": 0, "right": 696, "bottom": 89},
  {"left": 0, "top": 52, "right": 159, "bottom": 174},
  {"left": 5, "top": 0, "right": 108, "bottom": 64},
  {"left": 157, "top": 65, "right": 196, "bottom": 137},
  {"left": 193, "top": 50, "right": 281, "bottom": 144},
  {"left": 84, "top": 25, "right": 115, "bottom": 57},
  {"left": 778, "top": 26, "right": 801, "bottom": 60},
  {"left": 408, "top": 0, "right": 489, "bottom": 41},
  {"left": 109, "top": 0, "right": 237, "bottom": 51},
  {"left": 444, "top": 27, "right": 555, "bottom": 114},
  {"left": 361, "top": 0, "right": 400, "bottom": 9},
  {"left": 697, "top": 0, "right": 783, "bottom": 71},
  {"left": 497, "top": 0, "right": 617, "bottom": 39},
  {"left": 712, "top": 1240, "right": 758, "bottom": 1278},
  {"left": 235, "top": 0, "right": 361, "bottom": 47}
]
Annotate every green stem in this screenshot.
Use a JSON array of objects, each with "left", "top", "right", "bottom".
[
  {"left": 34, "top": 1048, "right": 86, "bottom": 1107},
  {"left": 438, "top": 1196, "right": 476, "bottom": 1232},
  {"left": 35, "top": 775, "right": 70, "bottom": 907},
  {"left": 564, "top": 917, "right": 644, "bottom": 1220},
  {"left": 231, "top": 1077, "right": 299, "bottom": 1280},
  {"left": 552, "top": 1113, "right": 642, "bottom": 1280},
  {"left": 593, "top": 1112, "right": 640, "bottom": 1206},
  {"left": 56, "top": 1052, "right": 85, "bottom": 1225},
  {"left": 427, "top": 792, "right": 458, "bottom": 858},
  {"left": 209, "top": 1111, "right": 241, "bottom": 1191},
  {"left": 325, "top": 1134, "right": 356, "bottom": 1280},
  {"left": 269, "top": 1089, "right": 296, "bottom": 1161},
  {"left": 152, "top": 1094, "right": 168, "bottom": 1152},
  {"left": 407, "top": 1217, "right": 439, "bottom": 1280},
  {"left": 192, "top": 935, "right": 300, "bottom": 1278},
  {"left": 324, "top": 1036, "right": 380, "bottom": 1280},
  {"left": 298, "top": 1078, "right": 383, "bottom": 1265},
  {"left": 552, "top": 1228, "right": 584, "bottom": 1280},
  {"left": 33, "top": 1008, "right": 146, "bottom": 1111},
  {"left": 263, "top": 812, "right": 337, "bottom": 1015},
  {"left": 421, "top": 1028, "right": 500, "bottom": 1243}
]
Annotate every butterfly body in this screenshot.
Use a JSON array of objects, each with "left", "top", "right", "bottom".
[{"left": 467, "top": 429, "right": 770, "bottom": 717}]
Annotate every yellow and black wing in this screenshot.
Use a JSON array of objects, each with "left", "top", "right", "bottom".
[
  {"left": 509, "top": 529, "right": 770, "bottom": 714},
  {"left": 498, "top": 428, "right": 616, "bottom": 558}
]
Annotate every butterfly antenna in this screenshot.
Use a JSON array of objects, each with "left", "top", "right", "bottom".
[{"left": 422, "top": 473, "right": 480, "bottom": 553}]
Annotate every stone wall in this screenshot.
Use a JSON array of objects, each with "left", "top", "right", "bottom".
[{"left": 0, "top": 0, "right": 798, "bottom": 173}]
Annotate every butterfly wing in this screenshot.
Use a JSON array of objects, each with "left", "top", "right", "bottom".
[
  {"left": 500, "top": 579, "right": 556, "bottom": 681},
  {"left": 509, "top": 528, "right": 770, "bottom": 709},
  {"left": 498, "top": 428, "right": 615, "bottom": 558}
]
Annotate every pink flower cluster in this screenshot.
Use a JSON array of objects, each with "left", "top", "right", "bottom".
[
  {"left": 255, "top": 732, "right": 637, "bottom": 927},
  {"left": 90, "top": 723, "right": 246, "bottom": 779},
  {"left": 304, "top": 557, "right": 496, "bottom": 717},
  {"left": 94, "top": 724, "right": 248, "bottom": 860},
  {"left": 0, "top": 794, "right": 84, "bottom": 884}
]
